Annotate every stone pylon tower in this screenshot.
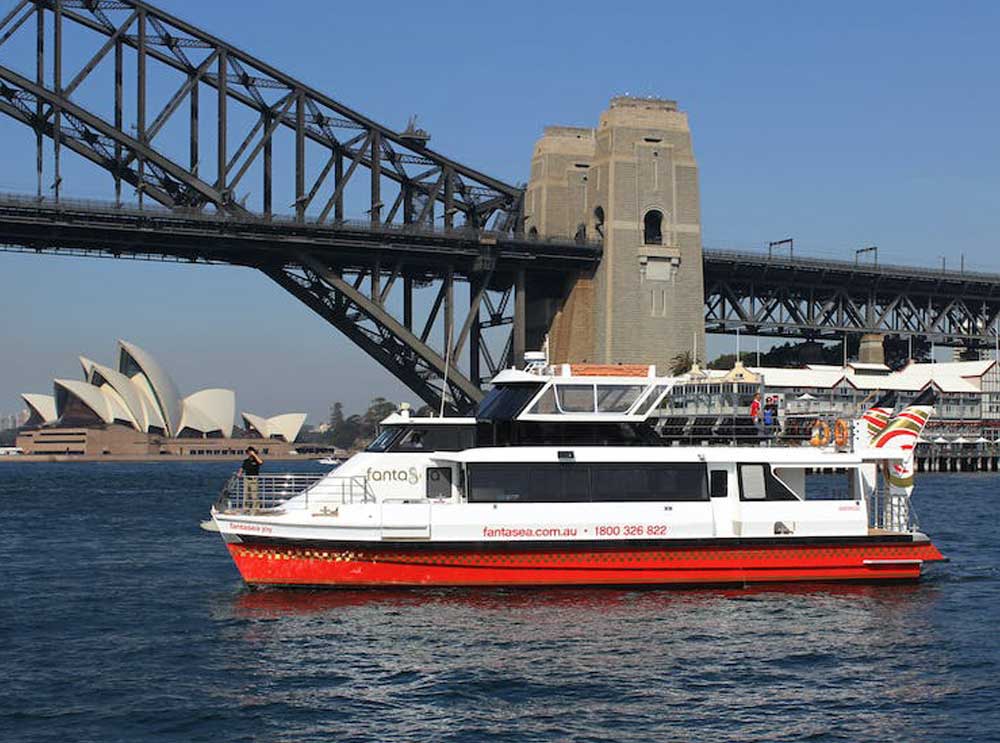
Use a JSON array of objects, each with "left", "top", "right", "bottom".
[{"left": 525, "top": 97, "right": 705, "bottom": 371}]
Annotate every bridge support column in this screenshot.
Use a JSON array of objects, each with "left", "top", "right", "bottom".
[
  {"left": 859, "top": 333, "right": 886, "bottom": 365},
  {"left": 513, "top": 268, "right": 526, "bottom": 368},
  {"left": 526, "top": 97, "right": 705, "bottom": 371}
]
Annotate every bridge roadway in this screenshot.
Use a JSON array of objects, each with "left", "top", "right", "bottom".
[
  {"left": 5, "top": 191, "right": 999, "bottom": 352},
  {"left": 0, "top": 192, "right": 599, "bottom": 273},
  {"left": 703, "top": 248, "right": 1000, "bottom": 346}
]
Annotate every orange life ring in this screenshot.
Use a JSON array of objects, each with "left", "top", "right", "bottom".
[
  {"left": 833, "top": 418, "right": 850, "bottom": 447},
  {"left": 810, "top": 420, "right": 831, "bottom": 447}
]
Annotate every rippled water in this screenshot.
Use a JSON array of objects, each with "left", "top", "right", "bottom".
[{"left": 2, "top": 462, "right": 998, "bottom": 742}]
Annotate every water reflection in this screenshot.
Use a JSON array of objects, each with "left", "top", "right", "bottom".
[
  {"left": 228, "top": 580, "right": 934, "bottom": 618},
  {"left": 209, "top": 580, "right": 952, "bottom": 743}
]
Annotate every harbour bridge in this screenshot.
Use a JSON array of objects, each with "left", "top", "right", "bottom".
[{"left": 1, "top": 1, "right": 998, "bottom": 414}]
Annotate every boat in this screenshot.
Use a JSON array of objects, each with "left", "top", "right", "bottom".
[
  {"left": 208, "top": 361, "right": 945, "bottom": 588},
  {"left": 316, "top": 457, "right": 342, "bottom": 466}
]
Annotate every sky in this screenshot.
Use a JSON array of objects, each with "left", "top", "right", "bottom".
[{"left": 1, "top": 0, "right": 998, "bottom": 425}]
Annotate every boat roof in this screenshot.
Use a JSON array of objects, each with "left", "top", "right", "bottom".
[
  {"left": 435, "top": 446, "right": 902, "bottom": 464},
  {"left": 379, "top": 413, "right": 476, "bottom": 426}
]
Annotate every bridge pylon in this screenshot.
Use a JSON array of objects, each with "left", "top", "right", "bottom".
[{"left": 525, "top": 97, "right": 706, "bottom": 370}]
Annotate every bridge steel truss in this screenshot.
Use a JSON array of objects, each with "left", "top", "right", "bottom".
[
  {"left": 704, "top": 250, "right": 1000, "bottom": 348},
  {"left": 0, "top": 194, "right": 598, "bottom": 413},
  {"left": 0, "top": 0, "right": 600, "bottom": 413}
]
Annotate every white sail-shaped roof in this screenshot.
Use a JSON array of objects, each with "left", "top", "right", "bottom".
[
  {"left": 241, "top": 412, "right": 307, "bottom": 442},
  {"left": 241, "top": 412, "right": 271, "bottom": 438},
  {"left": 53, "top": 379, "right": 114, "bottom": 425},
  {"left": 183, "top": 389, "right": 235, "bottom": 438},
  {"left": 78, "top": 356, "right": 97, "bottom": 382},
  {"left": 101, "top": 386, "right": 138, "bottom": 428},
  {"left": 267, "top": 413, "right": 307, "bottom": 442},
  {"left": 177, "top": 403, "right": 223, "bottom": 436},
  {"left": 21, "top": 393, "right": 57, "bottom": 425},
  {"left": 117, "top": 340, "right": 182, "bottom": 436},
  {"left": 90, "top": 363, "right": 146, "bottom": 431},
  {"left": 129, "top": 372, "right": 167, "bottom": 433}
]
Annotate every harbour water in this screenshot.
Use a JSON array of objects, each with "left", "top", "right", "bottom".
[{"left": 2, "top": 462, "right": 998, "bottom": 742}]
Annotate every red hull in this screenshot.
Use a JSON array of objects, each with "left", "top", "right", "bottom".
[{"left": 227, "top": 540, "right": 945, "bottom": 587}]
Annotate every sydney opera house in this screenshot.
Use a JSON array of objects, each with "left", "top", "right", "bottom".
[{"left": 17, "top": 339, "right": 306, "bottom": 459}]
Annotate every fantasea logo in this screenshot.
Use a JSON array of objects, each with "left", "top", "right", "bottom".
[{"left": 366, "top": 466, "right": 421, "bottom": 485}]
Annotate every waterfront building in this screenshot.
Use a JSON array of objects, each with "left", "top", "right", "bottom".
[
  {"left": 662, "top": 359, "right": 1000, "bottom": 441},
  {"left": 16, "top": 339, "right": 307, "bottom": 458}
]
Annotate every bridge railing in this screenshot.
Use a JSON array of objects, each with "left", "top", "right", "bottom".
[
  {"left": 0, "top": 191, "right": 602, "bottom": 249},
  {"left": 704, "top": 247, "right": 1000, "bottom": 283}
]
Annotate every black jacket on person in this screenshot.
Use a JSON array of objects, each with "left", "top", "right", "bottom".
[{"left": 242, "top": 456, "right": 261, "bottom": 476}]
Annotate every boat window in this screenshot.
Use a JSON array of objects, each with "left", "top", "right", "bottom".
[
  {"left": 740, "top": 465, "right": 766, "bottom": 500},
  {"left": 467, "top": 463, "right": 708, "bottom": 503},
  {"left": 556, "top": 385, "right": 596, "bottom": 413},
  {"left": 366, "top": 427, "right": 401, "bottom": 452},
  {"left": 595, "top": 385, "right": 645, "bottom": 412},
  {"left": 527, "top": 386, "right": 559, "bottom": 414},
  {"left": 590, "top": 464, "right": 707, "bottom": 502},
  {"left": 797, "top": 470, "right": 857, "bottom": 500},
  {"left": 739, "top": 464, "right": 800, "bottom": 501},
  {"left": 476, "top": 384, "right": 543, "bottom": 421},
  {"left": 390, "top": 425, "right": 475, "bottom": 452},
  {"left": 710, "top": 470, "right": 728, "bottom": 498},
  {"left": 426, "top": 467, "right": 453, "bottom": 499},
  {"left": 634, "top": 384, "right": 671, "bottom": 416}
]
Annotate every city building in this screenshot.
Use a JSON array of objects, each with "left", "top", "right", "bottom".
[{"left": 16, "top": 339, "right": 307, "bottom": 458}]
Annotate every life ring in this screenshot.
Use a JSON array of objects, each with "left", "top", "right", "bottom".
[
  {"left": 833, "top": 418, "right": 850, "bottom": 447},
  {"left": 810, "top": 420, "right": 831, "bottom": 447}
]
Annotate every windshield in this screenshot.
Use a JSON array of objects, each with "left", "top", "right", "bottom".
[
  {"left": 476, "top": 384, "right": 543, "bottom": 421},
  {"left": 366, "top": 427, "right": 402, "bottom": 452}
]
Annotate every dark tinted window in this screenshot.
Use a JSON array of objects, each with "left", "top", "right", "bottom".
[
  {"left": 390, "top": 425, "right": 475, "bottom": 452},
  {"left": 426, "top": 467, "right": 453, "bottom": 499},
  {"left": 710, "top": 470, "right": 728, "bottom": 498},
  {"left": 366, "top": 427, "right": 401, "bottom": 452},
  {"left": 468, "top": 463, "right": 707, "bottom": 503},
  {"left": 476, "top": 384, "right": 543, "bottom": 421},
  {"left": 591, "top": 464, "right": 706, "bottom": 502}
]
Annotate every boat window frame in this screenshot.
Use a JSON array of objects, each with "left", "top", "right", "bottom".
[
  {"left": 738, "top": 463, "right": 801, "bottom": 502},
  {"left": 521, "top": 380, "right": 671, "bottom": 419},
  {"left": 555, "top": 383, "right": 598, "bottom": 413},
  {"left": 426, "top": 466, "right": 454, "bottom": 500},
  {"left": 630, "top": 383, "right": 673, "bottom": 417}
]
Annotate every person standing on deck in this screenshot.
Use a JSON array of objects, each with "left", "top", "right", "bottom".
[
  {"left": 240, "top": 446, "right": 264, "bottom": 511},
  {"left": 749, "top": 393, "right": 762, "bottom": 422}
]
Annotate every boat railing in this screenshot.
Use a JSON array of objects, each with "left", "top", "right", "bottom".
[
  {"left": 215, "top": 472, "right": 372, "bottom": 513},
  {"left": 868, "top": 482, "right": 918, "bottom": 533}
]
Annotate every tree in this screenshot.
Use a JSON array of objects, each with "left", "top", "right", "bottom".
[
  {"left": 331, "top": 414, "right": 362, "bottom": 450},
  {"left": 707, "top": 352, "right": 755, "bottom": 370},
  {"left": 329, "top": 401, "right": 345, "bottom": 430},
  {"left": 669, "top": 351, "right": 700, "bottom": 376}
]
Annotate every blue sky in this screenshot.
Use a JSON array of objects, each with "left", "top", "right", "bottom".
[{"left": 1, "top": 0, "right": 998, "bottom": 423}]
